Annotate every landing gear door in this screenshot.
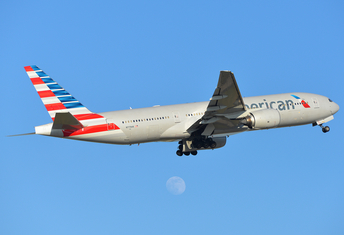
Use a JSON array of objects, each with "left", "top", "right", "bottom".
[
  {"left": 312, "top": 98, "right": 319, "bottom": 109},
  {"left": 173, "top": 112, "right": 181, "bottom": 123}
]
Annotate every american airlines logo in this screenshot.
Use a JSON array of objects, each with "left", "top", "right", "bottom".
[{"left": 291, "top": 95, "right": 311, "bottom": 108}]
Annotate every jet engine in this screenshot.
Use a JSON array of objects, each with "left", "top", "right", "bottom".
[{"left": 242, "top": 109, "right": 281, "bottom": 129}]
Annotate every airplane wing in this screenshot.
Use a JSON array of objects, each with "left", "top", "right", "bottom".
[{"left": 187, "top": 71, "right": 248, "bottom": 135}]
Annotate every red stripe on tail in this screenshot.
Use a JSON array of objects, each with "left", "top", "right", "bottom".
[
  {"left": 24, "top": 66, "right": 34, "bottom": 72},
  {"left": 45, "top": 103, "right": 66, "bottom": 111},
  {"left": 31, "top": 77, "right": 44, "bottom": 85},
  {"left": 38, "top": 90, "right": 55, "bottom": 98}
]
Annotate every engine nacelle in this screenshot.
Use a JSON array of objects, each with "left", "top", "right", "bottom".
[
  {"left": 210, "top": 137, "right": 227, "bottom": 149},
  {"left": 242, "top": 109, "right": 281, "bottom": 129}
]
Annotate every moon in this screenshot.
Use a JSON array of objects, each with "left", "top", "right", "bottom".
[{"left": 166, "top": 176, "right": 186, "bottom": 195}]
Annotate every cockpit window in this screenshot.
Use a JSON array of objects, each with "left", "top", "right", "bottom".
[{"left": 329, "top": 99, "right": 333, "bottom": 102}]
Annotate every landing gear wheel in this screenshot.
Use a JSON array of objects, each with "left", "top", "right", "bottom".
[
  {"left": 191, "top": 151, "right": 198, "bottom": 156},
  {"left": 203, "top": 142, "right": 209, "bottom": 148},
  {"left": 178, "top": 145, "right": 183, "bottom": 151},
  {"left": 210, "top": 141, "right": 216, "bottom": 149},
  {"left": 176, "top": 150, "right": 183, "bottom": 156},
  {"left": 195, "top": 142, "right": 202, "bottom": 149},
  {"left": 322, "top": 126, "right": 330, "bottom": 133},
  {"left": 184, "top": 152, "right": 190, "bottom": 156}
]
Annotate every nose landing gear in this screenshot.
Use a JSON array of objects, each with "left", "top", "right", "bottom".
[
  {"left": 315, "top": 123, "right": 330, "bottom": 133},
  {"left": 313, "top": 122, "right": 331, "bottom": 133},
  {"left": 321, "top": 124, "right": 330, "bottom": 133}
]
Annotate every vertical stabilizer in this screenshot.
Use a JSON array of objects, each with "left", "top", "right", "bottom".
[
  {"left": 24, "top": 65, "right": 105, "bottom": 125},
  {"left": 25, "top": 65, "right": 121, "bottom": 138}
]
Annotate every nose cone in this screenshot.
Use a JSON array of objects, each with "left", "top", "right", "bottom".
[{"left": 331, "top": 102, "right": 340, "bottom": 115}]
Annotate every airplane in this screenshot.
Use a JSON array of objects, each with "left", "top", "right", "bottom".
[{"left": 20, "top": 65, "right": 339, "bottom": 156}]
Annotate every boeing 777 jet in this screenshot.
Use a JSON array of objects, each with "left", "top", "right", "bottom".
[{"left": 21, "top": 65, "right": 339, "bottom": 156}]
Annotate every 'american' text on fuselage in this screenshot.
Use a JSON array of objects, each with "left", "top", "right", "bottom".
[{"left": 245, "top": 99, "right": 298, "bottom": 110}]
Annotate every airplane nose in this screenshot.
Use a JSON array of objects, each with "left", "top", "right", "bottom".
[{"left": 332, "top": 102, "right": 340, "bottom": 114}]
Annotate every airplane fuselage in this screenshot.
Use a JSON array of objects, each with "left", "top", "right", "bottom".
[{"left": 36, "top": 92, "right": 338, "bottom": 145}]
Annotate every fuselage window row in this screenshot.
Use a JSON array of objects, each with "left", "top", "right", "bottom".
[
  {"left": 186, "top": 112, "right": 204, "bottom": 117},
  {"left": 122, "top": 116, "right": 170, "bottom": 124}
]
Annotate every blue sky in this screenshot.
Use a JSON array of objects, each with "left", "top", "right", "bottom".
[{"left": 1, "top": 1, "right": 344, "bottom": 234}]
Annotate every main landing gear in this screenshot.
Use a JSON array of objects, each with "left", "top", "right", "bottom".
[
  {"left": 176, "top": 137, "right": 217, "bottom": 156},
  {"left": 176, "top": 140, "right": 198, "bottom": 156},
  {"left": 176, "top": 150, "right": 197, "bottom": 157}
]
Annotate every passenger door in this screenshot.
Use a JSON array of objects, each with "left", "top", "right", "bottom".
[
  {"left": 173, "top": 112, "right": 181, "bottom": 123},
  {"left": 312, "top": 98, "right": 319, "bottom": 109}
]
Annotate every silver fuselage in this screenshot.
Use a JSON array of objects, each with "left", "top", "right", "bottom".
[{"left": 44, "top": 92, "right": 338, "bottom": 145}]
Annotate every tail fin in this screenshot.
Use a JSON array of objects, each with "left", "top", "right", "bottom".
[{"left": 24, "top": 65, "right": 104, "bottom": 122}]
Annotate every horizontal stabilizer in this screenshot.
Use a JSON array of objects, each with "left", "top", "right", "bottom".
[
  {"left": 52, "top": 112, "right": 84, "bottom": 130},
  {"left": 7, "top": 132, "right": 35, "bottom": 137}
]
